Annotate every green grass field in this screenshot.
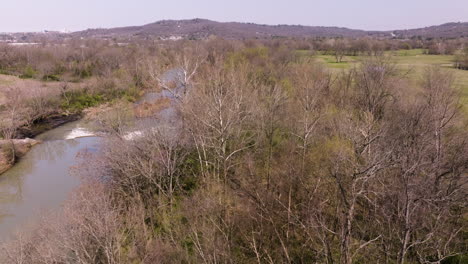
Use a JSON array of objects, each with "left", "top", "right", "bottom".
[{"left": 307, "top": 49, "right": 468, "bottom": 106}]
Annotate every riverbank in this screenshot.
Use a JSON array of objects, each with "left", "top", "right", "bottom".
[
  {"left": 0, "top": 70, "right": 165, "bottom": 174},
  {"left": 0, "top": 128, "right": 101, "bottom": 239},
  {"left": 0, "top": 99, "right": 139, "bottom": 175},
  {"left": 16, "top": 112, "right": 82, "bottom": 139},
  {"left": 0, "top": 138, "right": 41, "bottom": 174},
  {"left": 0, "top": 112, "right": 82, "bottom": 175}
]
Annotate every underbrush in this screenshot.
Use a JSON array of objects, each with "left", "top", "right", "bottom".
[{"left": 61, "top": 86, "right": 139, "bottom": 112}]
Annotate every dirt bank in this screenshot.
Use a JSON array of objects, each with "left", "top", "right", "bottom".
[
  {"left": 0, "top": 138, "right": 41, "bottom": 174},
  {"left": 0, "top": 112, "right": 81, "bottom": 175},
  {"left": 15, "top": 112, "right": 82, "bottom": 139}
]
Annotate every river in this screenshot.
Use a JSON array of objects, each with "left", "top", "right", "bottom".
[
  {"left": 0, "top": 70, "right": 181, "bottom": 242},
  {"left": 0, "top": 121, "right": 100, "bottom": 241}
]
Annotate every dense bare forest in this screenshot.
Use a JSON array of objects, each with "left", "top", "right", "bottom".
[{"left": 0, "top": 36, "right": 467, "bottom": 263}]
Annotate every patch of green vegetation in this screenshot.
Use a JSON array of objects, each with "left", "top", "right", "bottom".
[
  {"left": 62, "top": 92, "right": 105, "bottom": 112},
  {"left": 0, "top": 69, "right": 12, "bottom": 76},
  {"left": 307, "top": 49, "right": 468, "bottom": 106},
  {"left": 390, "top": 50, "right": 468, "bottom": 105},
  {"left": 295, "top": 49, "right": 314, "bottom": 56},
  {"left": 179, "top": 151, "right": 202, "bottom": 193},
  {"left": 396, "top": 54, "right": 454, "bottom": 67},
  {"left": 313, "top": 54, "right": 359, "bottom": 69},
  {"left": 441, "top": 254, "right": 468, "bottom": 264},
  {"left": 19, "top": 66, "right": 37, "bottom": 79},
  {"left": 71, "top": 62, "right": 95, "bottom": 79},
  {"left": 42, "top": 74, "right": 61, "bottom": 82},
  {"left": 61, "top": 87, "right": 139, "bottom": 112},
  {"left": 227, "top": 46, "right": 270, "bottom": 66},
  {"left": 389, "top": 48, "right": 426, "bottom": 56}
]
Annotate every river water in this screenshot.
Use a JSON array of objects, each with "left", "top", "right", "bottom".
[
  {"left": 0, "top": 70, "right": 181, "bottom": 241},
  {"left": 0, "top": 121, "right": 100, "bottom": 241}
]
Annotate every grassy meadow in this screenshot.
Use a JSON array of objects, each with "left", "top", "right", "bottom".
[{"left": 308, "top": 49, "right": 468, "bottom": 109}]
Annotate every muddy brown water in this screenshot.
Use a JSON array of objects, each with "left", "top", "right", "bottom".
[
  {"left": 0, "top": 70, "right": 182, "bottom": 241},
  {"left": 0, "top": 121, "right": 100, "bottom": 241}
]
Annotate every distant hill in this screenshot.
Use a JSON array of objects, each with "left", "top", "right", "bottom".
[
  {"left": 74, "top": 19, "right": 380, "bottom": 39},
  {"left": 72, "top": 19, "right": 468, "bottom": 40},
  {"left": 5, "top": 19, "right": 467, "bottom": 42},
  {"left": 391, "top": 22, "right": 468, "bottom": 38}
]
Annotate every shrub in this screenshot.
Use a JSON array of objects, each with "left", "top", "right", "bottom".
[{"left": 19, "top": 65, "right": 37, "bottom": 79}]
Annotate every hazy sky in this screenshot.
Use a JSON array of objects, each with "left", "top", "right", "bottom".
[{"left": 1, "top": 0, "right": 467, "bottom": 32}]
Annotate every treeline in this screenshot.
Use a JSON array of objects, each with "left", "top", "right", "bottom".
[
  {"left": 277, "top": 37, "right": 467, "bottom": 55},
  {"left": 0, "top": 40, "right": 152, "bottom": 83},
  {"left": 251, "top": 37, "right": 467, "bottom": 64},
  {"left": 454, "top": 47, "right": 468, "bottom": 70},
  {"left": 314, "top": 38, "right": 468, "bottom": 63},
  {"left": 0, "top": 36, "right": 467, "bottom": 81},
  {"left": 1, "top": 40, "right": 467, "bottom": 263}
]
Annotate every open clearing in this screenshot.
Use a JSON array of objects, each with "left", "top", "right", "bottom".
[
  {"left": 0, "top": 75, "right": 61, "bottom": 107},
  {"left": 311, "top": 49, "right": 468, "bottom": 105},
  {"left": 0, "top": 74, "right": 88, "bottom": 108}
]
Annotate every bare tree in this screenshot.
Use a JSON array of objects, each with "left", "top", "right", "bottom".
[
  {"left": 379, "top": 67, "right": 467, "bottom": 264},
  {"left": 0, "top": 87, "right": 24, "bottom": 140},
  {"left": 333, "top": 39, "right": 347, "bottom": 63},
  {"left": 181, "top": 63, "right": 254, "bottom": 185},
  {"left": 149, "top": 45, "right": 206, "bottom": 99}
]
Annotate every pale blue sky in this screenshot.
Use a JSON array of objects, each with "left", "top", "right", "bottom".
[{"left": 1, "top": 0, "right": 467, "bottom": 32}]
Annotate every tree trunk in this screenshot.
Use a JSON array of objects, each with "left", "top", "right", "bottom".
[
  {"left": 340, "top": 199, "right": 355, "bottom": 264},
  {"left": 398, "top": 190, "right": 411, "bottom": 264}
]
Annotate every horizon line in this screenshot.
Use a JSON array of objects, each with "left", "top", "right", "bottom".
[{"left": 1, "top": 18, "right": 466, "bottom": 34}]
